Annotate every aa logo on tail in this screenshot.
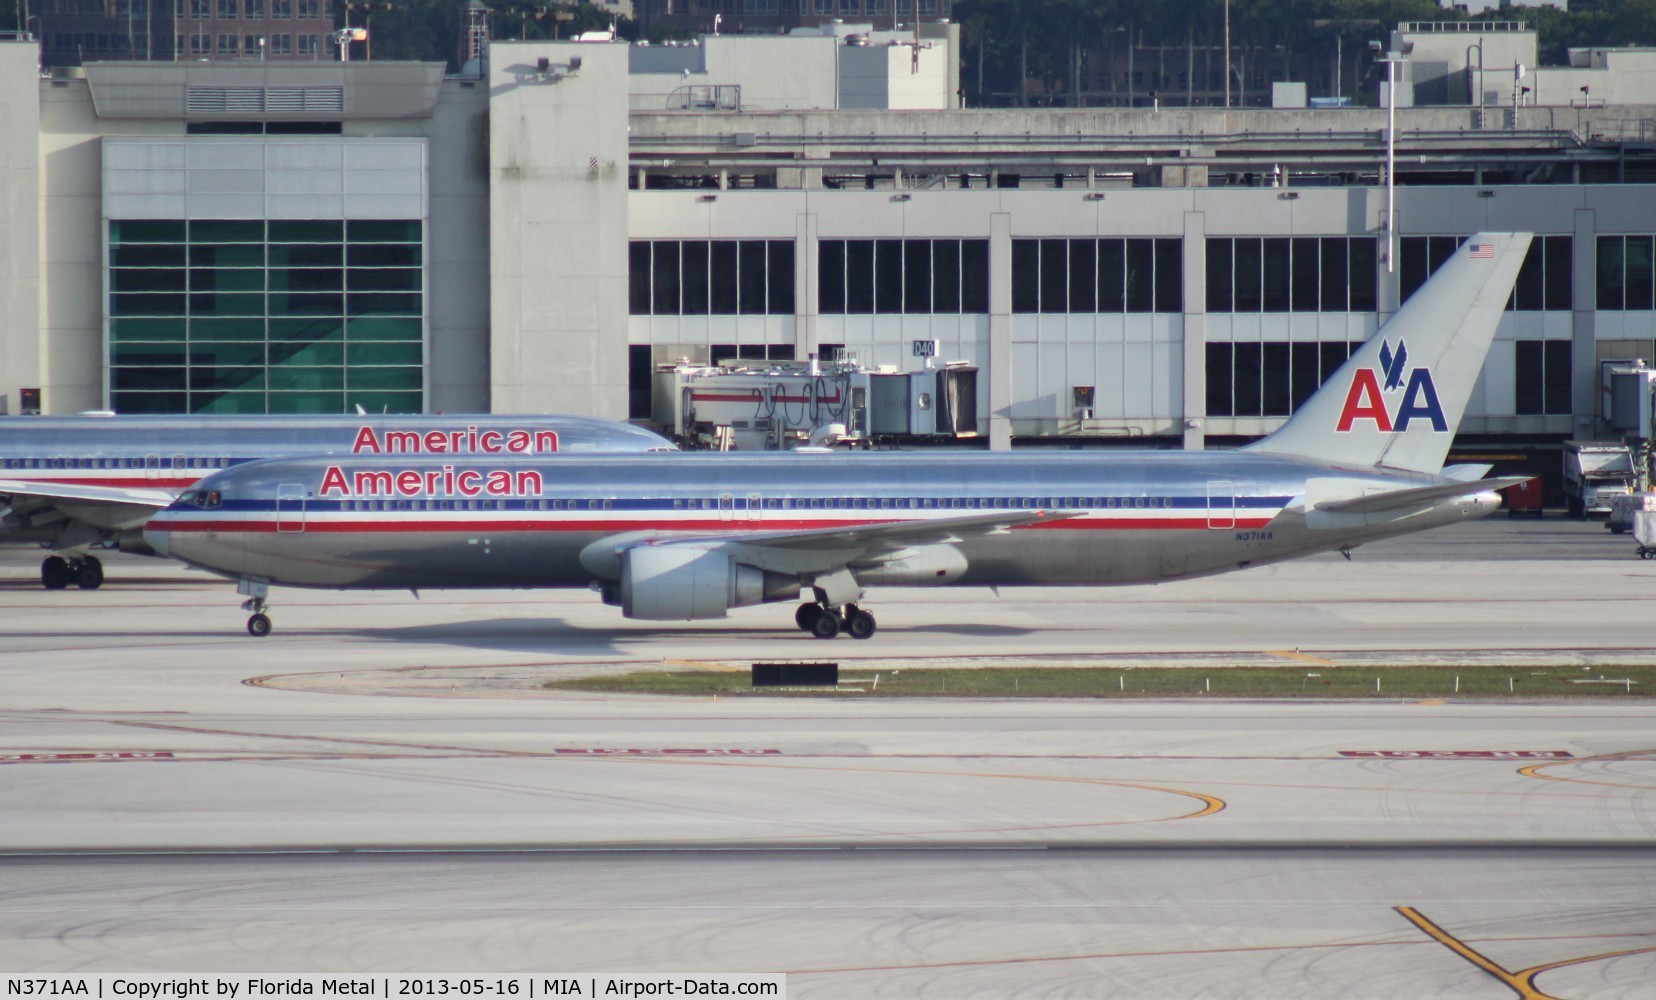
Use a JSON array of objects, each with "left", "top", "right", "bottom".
[{"left": 1336, "top": 339, "right": 1447, "bottom": 433}]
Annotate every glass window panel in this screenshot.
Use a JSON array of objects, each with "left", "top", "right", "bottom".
[
  {"left": 1544, "top": 236, "right": 1572, "bottom": 311},
  {"left": 347, "top": 268, "right": 420, "bottom": 292},
  {"left": 270, "top": 268, "right": 343, "bottom": 292},
  {"left": 348, "top": 367, "right": 421, "bottom": 391},
  {"left": 270, "top": 340, "right": 344, "bottom": 366},
  {"left": 268, "top": 367, "right": 345, "bottom": 391},
  {"left": 1262, "top": 341, "right": 1291, "bottom": 414},
  {"left": 845, "top": 240, "right": 875, "bottom": 314},
  {"left": 268, "top": 220, "right": 342, "bottom": 242},
  {"left": 347, "top": 391, "right": 422, "bottom": 413},
  {"left": 629, "top": 242, "right": 651, "bottom": 314},
  {"left": 1154, "top": 238, "right": 1182, "bottom": 313},
  {"left": 1262, "top": 238, "right": 1291, "bottom": 312},
  {"left": 193, "top": 392, "right": 268, "bottom": 414},
  {"left": 1514, "top": 340, "right": 1544, "bottom": 415},
  {"left": 1319, "top": 238, "right": 1350, "bottom": 310},
  {"left": 193, "top": 318, "right": 265, "bottom": 340},
  {"left": 112, "top": 391, "right": 189, "bottom": 413},
  {"left": 111, "top": 244, "right": 187, "bottom": 268},
  {"left": 1597, "top": 236, "right": 1625, "bottom": 311},
  {"left": 188, "top": 342, "right": 265, "bottom": 366},
  {"left": 190, "top": 220, "right": 264, "bottom": 243},
  {"left": 1205, "top": 238, "right": 1232, "bottom": 312},
  {"left": 1126, "top": 238, "right": 1155, "bottom": 313},
  {"left": 651, "top": 241, "right": 680, "bottom": 315},
  {"left": 111, "top": 318, "right": 187, "bottom": 341},
  {"left": 348, "top": 342, "right": 421, "bottom": 366},
  {"left": 111, "top": 343, "right": 188, "bottom": 366},
  {"left": 1399, "top": 237, "right": 1429, "bottom": 304},
  {"left": 1348, "top": 238, "right": 1378, "bottom": 311},
  {"left": 1232, "top": 239, "right": 1262, "bottom": 312},
  {"left": 191, "top": 244, "right": 264, "bottom": 268},
  {"left": 112, "top": 293, "right": 187, "bottom": 316},
  {"left": 819, "top": 240, "right": 845, "bottom": 314},
  {"left": 932, "top": 240, "right": 961, "bottom": 313},
  {"left": 346, "top": 293, "right": 420, "bottom": 315},
  {"left": 874, "top": 239, "right": 903, "bottom": 314},
  {"left": 266, "top": 391, "right": 345, "bottom": 414},
  {"left": 1514, "top": 239, "right": 1545, "bottom": 311},
  {"left": 1066, "top": 239, "right": 1097, "bottom": 314},
  {"left": 1626, "top": 237, "right": 1655, "bottom": 310},
  {"left": 189, "top": 366, "right": 265, "bottom": 392},
  {"left": 904, "top": 240, "right": 933, "bottom": 314},
  {"left": 347, "top": 244, "right": 421, "bottom": 267},
  {"left": 112, "top": 269, "right": 187, "bottom": 292},
  {"left": 1289, "top": 342, "right": 1321, "bottom": 410},
  {"left": 962, "top": 240, "right": 989, "bottom": 313},
  {"left": 111, "top": 366, "right": 186, "bottom": 391},
  {"left": 1098, "top": 239, "right": 1126, "bottom": 313},
  {"left": 1039, "top": 239, "right": 1067, "bottom": 313},
  {"left": 1291, "top": 239, "right": 1319, "bottom": 312},
  {"left": 346, "top": 220, "right": 421, "bottom": 243},
  {"left": 344, "top": 317, "right": 417, "bottom": 340},
  {"left": 189, "top": 292, "right": 266, "bottom": 317},
  {"left": 738, "top": 241, "right": 767, "bottom": 314},
  {"left": 1545, "top": 340, "right": 1573, "bottom": 415},
  {"left": 1205, "top": 343, "right": 1233, "bottom": 416},
  {"left": 767, "top": 241, "right": 794, "bottom": 315},
  {"left": 1011, "top": 240, "right": 1039, "bottom": 313},
  {"left": 269, "top": 292, "right": 343, "bottom": 316},
  {"left": 710, "top": 241, "right": 738, "bottom": 314},
  {"left": 269, "top": 245, "right": 342, "bottom": 268},
  {"left": 196, "top": 269, "right": 264, "bottom": 293},
  {"left": 1231, "top": 342, "right": 1263, "bottom": 416},
  {"left": 1321, "top": 341, "right": 1358, "bottom": 382},
  {"left": 681, "top": 241, "right": 710, "bottom": 315},
  {"left": 109, "top": 220, "right": 185, "bottom": 243}
]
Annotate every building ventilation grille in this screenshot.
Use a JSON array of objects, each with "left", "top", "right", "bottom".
[{"left": 186, "top": 86, "right": 345, "bottom": 114}]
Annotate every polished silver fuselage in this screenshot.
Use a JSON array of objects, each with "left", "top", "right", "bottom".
[{"left": 147, "top": 450, "right": 1498, "bottom": 591}]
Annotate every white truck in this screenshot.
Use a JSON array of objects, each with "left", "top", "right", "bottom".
[{"left": 1562, "top": 440, "right": 1637, "bottom": 519}]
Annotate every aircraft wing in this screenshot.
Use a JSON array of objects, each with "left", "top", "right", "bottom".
[
  {"left": 605, "top": 508, "right": 1079, "bottom": 578},
  {"left": 1313, "top": 477, "right": 1532, "bottom": 516},
  {"left": 0, "top": 479, "right": 178, "bottom": 509}
]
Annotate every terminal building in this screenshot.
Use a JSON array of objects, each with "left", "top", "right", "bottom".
[{"left": 0, "top": 23, "right": 1654, "bottom": 470}]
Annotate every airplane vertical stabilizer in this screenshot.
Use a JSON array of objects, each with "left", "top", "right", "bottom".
[{"left": 1245, "top": 232, "right": 1531, "bottom": 475}]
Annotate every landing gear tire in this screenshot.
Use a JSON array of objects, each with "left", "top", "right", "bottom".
[
  {"left": 795, "top": 602, "right": 824, "bottom": 632},
  {"left": 41, "top": 556, "right": 71, "bottom": 590},
  {"left": 76, "top": 557, "right": 104, "bottom": 590},
  {"left": 845, "top": 607, "right": 876, "bottom": 640},
  {"left": 247, "top": 613, "right": 272, "bottom": 637},
  {"left": 810, "top": 610, "right": 841, "bottom": 640}
]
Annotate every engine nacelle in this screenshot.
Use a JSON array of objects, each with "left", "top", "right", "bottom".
[
  {"left": 620, "top": 545, "right": 799, "bottom": 621},
  {"left": 852, "top": 544, "right": 968, "bottom": 586}
]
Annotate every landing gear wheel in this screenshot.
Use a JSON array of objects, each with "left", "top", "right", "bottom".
[
  {"left": 810, "top": 610, "right": 841, "bottom": 640},
  {"left": 41, "top": 556, "right": 70, "bottom": 590},
  {"left": 795, "top": 602, "right": 824, "bottom": 632},
  {"left": 845, "top": 607, "right": 877, "bottom": 640},
  {"left": 76, "top": 557, "right": 104, "bottom": 590},
  {"left": 247, "top": 613, "right": 272, "bottom": 637}
]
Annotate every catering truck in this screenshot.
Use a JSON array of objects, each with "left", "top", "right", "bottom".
[{"left": 1562, "top": 440, "right": 1637, "bottom": 519}]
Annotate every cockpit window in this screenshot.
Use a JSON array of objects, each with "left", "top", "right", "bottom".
[{"left": 180, "top": 490, "right": 221, "bottom": 509}]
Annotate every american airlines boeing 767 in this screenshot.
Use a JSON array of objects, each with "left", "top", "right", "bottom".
[{"left": 147, "top": 233, "right": 1532, "bottom": 639}]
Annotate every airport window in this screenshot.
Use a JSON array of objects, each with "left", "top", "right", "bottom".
[
  {"left": 107, "top": 218, "right": 423, "bottom": 415},
  {"left": 1012, "top": 238, "right": 1181, "bottom": 314},
  {"left": 1514, "top": 340, "right": 1572, "bottom": 416},
  {"left": 820, "top": 239, "right": 988, "bottom": 314},
  {"left": 271, "top": 33, "right": 291, "bottom": 54},
  {"left": 217, "top": 33, "right": 237, "bottom": 56},
  {"left": 1597, "top": 236, "right": 1656, "bottom": 311},
  {"left": 1206, "top": 341, "right": 1362, "bottom": 418},
  {"left": 217, "top": 0, "right": 236, "bottom": 17},
  {"left": 1206, "top": 238, "right": 1375, "bottom": 313},
  {"left": 629, "top": 240, "right": 794, "bottom": 315},
  {"left": 1401, "top": 235, "right": 1572, "bottom": 311}
]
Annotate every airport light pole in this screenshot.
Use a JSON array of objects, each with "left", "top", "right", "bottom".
[{"left": 1372, "top": 41, "right": 1411, "bottom": 274}]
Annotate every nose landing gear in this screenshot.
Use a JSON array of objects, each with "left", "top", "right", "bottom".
[
  {"left": 239, "top": 578, "right": 273, "bottom": 636},
  {"left": 794, "top": 601, "right": 877, "bottom": 640}
]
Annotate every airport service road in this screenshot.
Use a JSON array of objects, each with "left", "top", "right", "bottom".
[{"left": 2, "top": 518, "right": 1656, "bottom": 996}]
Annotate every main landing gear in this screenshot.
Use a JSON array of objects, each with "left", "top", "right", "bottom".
[
  {"left": 40, "top": 555, "right": 103, "bottom": 591},
  {"left": 794, "top": 601, "right": 876, "bottom": 640}
]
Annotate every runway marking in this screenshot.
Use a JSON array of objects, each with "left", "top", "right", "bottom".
[
  {"left": 1518, "top": 748, "right": 1656, "bottom": 792},
  {"left": 1341, "top": 750, "right": 1573, "bottom": 759},
  {"left": 1266, "top": 649, "right": 1336, "bottom": 666},
  {"left": 1396, "top": 905, "right": 1656, "bottom": 1000}
]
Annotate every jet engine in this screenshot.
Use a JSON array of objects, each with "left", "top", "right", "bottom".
[{"left": 619, "top": 545, "right": 799, "bottom": 621}]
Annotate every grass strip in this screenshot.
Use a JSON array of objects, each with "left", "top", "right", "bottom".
[{"left": 542, "top": 664, "right": 1656, "bottom": 699}]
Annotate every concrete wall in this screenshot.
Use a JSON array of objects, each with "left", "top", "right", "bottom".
[
  {"left": 0, "top": 42, "right": 41, "bottom": 414},
  {"left": 418, "top": 81, "right": 491, "bottom": 413},
  {"left": 489, "top": 41, "right": 630, "bottom": 419}
]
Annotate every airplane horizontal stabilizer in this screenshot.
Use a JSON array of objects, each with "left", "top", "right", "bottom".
[{"left": 1313, "top": 477, "right": 1531, "bottom": 516}]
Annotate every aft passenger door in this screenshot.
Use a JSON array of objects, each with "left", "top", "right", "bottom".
[
  {"left": 277, "top": 483, "right": 307, "bottom": 533},
  {"left": 1206, "top": 480, "right": 1235, "bottom": 529}
]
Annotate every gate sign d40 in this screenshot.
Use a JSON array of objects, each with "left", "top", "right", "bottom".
[{"left": 912, "top": 339, "right": 938, "bottom": 357}]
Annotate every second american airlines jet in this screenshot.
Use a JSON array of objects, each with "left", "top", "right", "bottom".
[{"left": 148, "top": 234, "right": 1532, "bottom": 638}]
